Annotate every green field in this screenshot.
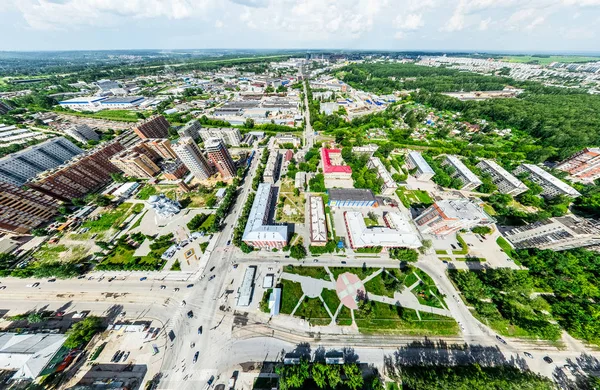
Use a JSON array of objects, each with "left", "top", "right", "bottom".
[
  {"left": 294, "top": 297, "right": 331, "bottom": 326},
  {"left": 396, "top": 188, "right": 433, "bottom": 208},
  {"left": 501, "top": 55, "right": 600, "bottom": 65},
  {"left": 283, "top": 265, "right": 331, "bottom": 281},
  {"left": 280, "top": 279, "right": 304, "bottom": 315}
]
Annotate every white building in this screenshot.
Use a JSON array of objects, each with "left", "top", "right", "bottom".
[
  {"left": 309, "top": 196, "right": 328, "bottom": 246},
  {"left": 476, "top": 159, "right": 528, "bottom": 196},
  {"left": 263, "top": 151, "right": 281, "bottom": 184},
  {"left": 237, "top": 266, "right": 257, "bottom": 307},
  {"left": 178, "top": 120, "right": 202, "bottom": 141},
  {"left": 295, "top": 171, "right": 307, "bottom": 191},
  {"left": 198, "top": 127, "right": 242, "bottom": 146},
  {"left": 442, "top": 155, "right": 483, "bottom": 191},
  {"left": 58, "top": 96, "right": 107, "bottom": 111},
  {"left": 172, "top": 137, "right": 214, "bottom": 180},
  {"left": 147, "top": 194, "right": 181, "bottom": 218},
  {"left": 274, "top": 133, "right": 301, "bottom": 148},
  {"left": 242, "top": 183, "right": 288, "bottom": 249},
  {"left": 367, "top": 156, "right": 398, "bottom": 196},
  {"left": 344, "top": 211, "right": 421, "bottom": 249},
  {"left": 503, "top": 215, "right": 600, "bottom": 251},
  {"left": 406, "top": 151, "right": 435, "bottom": 181},
  {"left": 513, "top": 163, "right": 581, "bottom": 198},
  {"left": 0, "top": 124, "right": 46, "bottom": 145},
  {"left": 352, "top": 144, "right": 379, "bottom": 157},
  {"left": 99, "top": 96, "right": 145, "bottom": 109},
  {"left": 414, "top": 199, "right": 494, "bottom": 236},
  {"left": 64, "top": 124, "right": 99, "bottom": 143},
  {"left": 0, "top": 333, "right": 66, "bottom": 381}
]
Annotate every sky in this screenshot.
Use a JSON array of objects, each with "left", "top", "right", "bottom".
[{"left": 0, "top": 0, "right": 599, "bottom": 53}]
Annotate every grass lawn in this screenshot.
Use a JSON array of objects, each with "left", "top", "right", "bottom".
[
  {"left": 276, "top": 184, "right": 305, "bottom": 224},
  {"left": 435, "top": 249, "right": 448, "bottom": 255},
  {"left": 199, "top": 214, "right": 217, "bottom": 231},
  {"left": 363, "top": 217, "right": 379, "bottom": 227},
  {"left": 496, "top": 236, "right": 519, "bottom": 264},
  {"left": 295, "top": 297, "right": 331, "bottom": 326},
  {"left": 32, "top": 244, "right": 88, "bottom": 263},
  {"left": 363, "top": 271, "right": 403, "bottom": 298},
  {"left": 83, "top": 203, "right": 133, "bottom": 233},
  {"left": 101, "top": 245, "right": 135, "bottom": 265},
  {"left": 483, "top": 203, "right": 497, "bottom": 216},
  {"left": 336, "top": 305, "right": 353, "bottom": 326},
  {"left": 136, "top": 185, "right": 158, "bottom": 200},
  {"left": 404, "top": 272, "right": 419, "bottom": 287},
  {"left": 452, "top": 234, "right": 468, "bottom": 255},
  {"left": 471, "top": 309, "right": 536, "bottom": 338},
  {"left": 128, "top": 210, "right": 147, "bottom": 231},
  {"left": 280, "top": 279, "right": 304, "bottom": 315},
  {"left": 439, "top": 257, "right": 452, "bottom": 261},
  {"left": 321, "top": 288, "right": 341, "bottom": 314},
  {"left": 396, "top": 188, "right": 433, "bottom": 208},
  {"left": 412, "top": 282, "right": 446, "bottom": 309},
  {"left": 329, "top": 267, "right": 379, "bottom": 281},
  {"left": 354, "top": 301, "right": 457, "bottom": 335},
  {"left": 284, "top": 265, "right": 331, "bottom": 281},
  {"left": 501, "top": 55, "right": 600, "bottom": 65}
]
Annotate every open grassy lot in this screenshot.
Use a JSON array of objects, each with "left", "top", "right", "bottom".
[
  {"left": 354, "top": 301, "right": 457, "bottom": 335},
  {"left": 295, "top": 297, "right": 331, "bottom": 326},
  {"left": 336, "top": 306, "right": 353, "bottom": 326},
  {"left": 321, "top": 288, "right": 341, "bottom": 313},
  {"left": 55, "top": 109, "right": 140, "bottom": 122},
  {"left": 501, "top": 55, "right": 600, "bottom": 65},
  {"left": 136, "top": 185, "right": 158, "bottom": 200},
  {"left": 363, "top": 271, "right": 403, "bottom": 298},
  {"left": 396, "top": 188, "right": 433, "bottom": 208},
  {"left": 276, "top": 179, "right": 305, "bottom": 224},
  {"left": 363, "top": 216, "right": 379, "bottom": 227},
  {"left": 280, "top": 279, "right": 304, "bottom": 315},
  {"left": 83, "top": 203, "right": 134, "bottom": 233},
  {"left": 32, "top": 244, "right": 88, "bottom": 263},
  {"left": 97, "top": 233, "right": 172, "bottom": 271},
  {"left": 283, "top": 265, "right": 331, "bottom": 281}
]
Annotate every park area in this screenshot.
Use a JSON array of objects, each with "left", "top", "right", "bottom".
[
  {"left": 136, "top": 183, "right": 218, "bottom": 208},
  {"left": 272, "top": 265, "right": 457, "bottom": 335},
  {"left": 396, "top": 188, "right": 433, "bottom": 208},
  {"left": 275, "top": 179, "right": 305, "bottom": 224}
]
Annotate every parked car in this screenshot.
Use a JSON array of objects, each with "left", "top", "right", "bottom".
[
  {"left": 524, "top": 352, "right": 533, "bottom": 359},
  {"left": 209, "top": 275, "right": 215, "bottom": 281},
  {"left": 198, "top": 326, "right": 203, "bottom": 335},
  {"left": 187, "top": 311, "right": 194, "bottom": 318},
  {"left": 186, "top": 284, "right": 194, "bottom": 288},
  {"left": 496, "top": 335, "right": 507, "bottom": 344},
  {"left": 210, "top": 266, "right": 215, "bottom": 272},
  {"left": 544, "top": 356, "right": 553, "bottom": 364},
  {"left": 47, "top": 278, "right": 56, "bottom": 282},
  {"left": 193, "top": 351, "right": 199, "bottom": 363},
  {"left": 160, "top": 285, "right": 166, "bottom": 289},
  {"left": 140, "top": 277, "right": 147, "bottom": 281}
]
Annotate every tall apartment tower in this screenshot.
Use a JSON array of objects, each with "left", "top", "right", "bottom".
[
  {"left": 205, "top": 137, "right": 236, "bottom": 180},
  {"left": 0, "top": 182, "right": 59, "bottom": 234},
  {"left": 133, "top": 115, "right": 170, "bottom": 139},
  {"left": 172, "top": 137, "right": 214, "bottom": 180},
  {"left": 30, "top": 141, "right": 124, "bottom": 201},
  {"left": 0, "top": 137, "right": 83, "bottom": 186},
  {"left": 178, "top": 120, "right": 202, "bottom": 141},
  {"left": 556, "top": 148, "right": 600, "bottom": 183},
  {"left": 110, "top": 151, "right": 161, "bottom": 179}
]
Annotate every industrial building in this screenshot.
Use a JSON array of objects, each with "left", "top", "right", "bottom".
[
  {"left": 556, "top": 148, "right": 600, "bottom": 183},
  {"left": 172, "top": 137, "right": 214, "bottom": 180},
  {"left": 98, "top": 96, "right": 145, "bottom": 109},
  {"left": 58, "top": 96, "right": 107, "bottom": 111},
  {"left": 110, "top": 150, "right": 160, "bottom": 179},
  {"left": 133, "top": 115, "right": 170, "bottom": 140},
  {"left": 242, "top": 183, "right": 288, "bottom": 249},
  {"left": 94, "top": 79, "right": 120, "bottom": 91},
  {"left": 0, "top": 333, "right": 67, "bottom": 382},
  {"left": 367, "top": 156, "right": 398, "bottom": 196},
  {"left": 0, "top": 182, "right": 58, "bottom": 234},
  {"left": 406, "top": 151, "right": 435, "bottom": 181},
  {"left": 0, "top": 137, "right": 83, "bottom": 186},
  {"left": 0, "top": 124, "right": 46, "bottom": 145},
  {"left": 343, "top": 211, "right": 421, "bottom": 249},
  {"left": 64, "top": 124, "right": 99, "bottom": 144},
  {"left": 503, "top": 215, "right": 600, "bottom": 251},
  {"left": 309, "top": 196, "right": 328, "bottom": 246},
  {"left": 178, "top": 120, "right": 202, "bottom": 141},
  {"left": 205, "top": 137, "right": 236, "bottom": 180},
  {"left": 513, "top": 164, "right": 581, "bottom": 198},
  {"left": 476, "top": 159, "right": 528, "bottom": 196},
  {"left": 29, "top": 141, "right": 124, "bottom": 201},
  {"left": 198, "top": 127, "right": 242, "bottom": 146},
  {"left": 442, "top": 155, "right": 483, "bottom": 191},
  {"left": 328, "top": 188, "right": 378, "bottom": 207},
  {"left": 414, "top": 199, "right": 494, "bottom": 236}
]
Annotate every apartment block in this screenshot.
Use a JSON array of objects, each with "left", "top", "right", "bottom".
[
  {"left": 29, "top": 141, "right": 124, "bottom": 201},
  {"left": 162, "top": 159, "right": 189, "bottom": 180},
  {"left": 513, "top": 164, "right": 581, "bottom": 198},
  {"left": 476, "top": 159, "right": 528, "bottom": 196},
  {"left": 503, "top": 215, "right": 600, "bottom": 251},
  {"left": 141, "top": 139, "right": 177, "bottom": 160},
  {"left": 172, "top": 137, "right": 214, "bottom": 180},
  {"left": 0, "top": 182, "right": 59, "bottom": 234},
  {"left": 414, "top": 199, "right": 494, "bottom": 236},
  {"left": 0, "top": 137, "right": 83, "bottom": 186},
  {"left": 64, "top": 124, "right": 99, "bottom": 144},
  {"left": 263, "top": 152, "right": 282, "bottom": 184},
  {"left": 406, "top": 151, "right": 435, "bottom": 181},
  {"left": 178, "top": 120, "right": 202, "bottom": 141},
  {"left": 198, "top": 127, "right": 241, "bottom": 146},
  {"left": 110, "top": 151, "right": 160, "bottom": 179},
  {"left": 133, "top": 115, "right": 170, "bottom": 139},
  {"left": 442, "top": 155, "right": 483, "bottom": 191},
  {"left": 556, "top": 148, "right": 600, "bottom": 183},
  {"left": 205, "top": 138, "right": 236, "bottom": 180},
  {"left": 242, "top": 183, "right": 288, "bottom": 249},
  {"left": 309, "top": 196, "right": 328, "bottom": 246},
  {"left": 367, "top": 156, "right": 398, "bottom": 196}
]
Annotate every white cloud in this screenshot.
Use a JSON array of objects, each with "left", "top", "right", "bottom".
[
  {"left": 215, "top": 19, "right": 224, "bottom": 28},
  {"left": 479, "top": 17, "right": 491, "bottom": 30},
  {"left": 394, "top": 31, "right": 406, "bottom": 40},
  {"left": 394, "top": 13, "right": 424, "bottom": 30},
  {"left": 507, "top": 8, "right": 546, "bottom": 30}
]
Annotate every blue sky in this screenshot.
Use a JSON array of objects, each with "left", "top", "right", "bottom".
[{"left": 1, "top": 0, "right": 599, "bottom": 52}]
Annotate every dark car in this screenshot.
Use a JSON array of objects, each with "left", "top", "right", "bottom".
[
  {"left": 209, "top": 275, "right": 215, "bottom": 281},
  {"left": 496, "top": 335, "right": 507, "bottom": 344},
  {"left": 543, "top": 356, "right": 553, "bottom": 364},
  {"left": 198, "top": 326, "right": 203, "bottom": 335},
  {"left": 187, "top": 284, "right": 194, "bottom": 288},
  {"left": 341, "top": 261, "right": 347, "bottom": 264},
  {"left": 524, "top": 352, "right": 534, "bottom": 359},
  {"left": 207, "top": 376, "right": 215, "bottom": 385},
  {"left": 47, "top": 278, "right": 56, "bottom": 282},
  {"left": 193, "top": 351, "right": 199, "bottom": 363},
  {"left": 187, "top": 311, "right": 194, "bottom": 318},
  {"left": 140, "top": 277, "right": 147, "bottom": 281},
  {"left": 111, "top": 350, "right": 121, "bottom": 362},
  {"left": 210, "top": 266, "right": 215, "bottom": 272}
]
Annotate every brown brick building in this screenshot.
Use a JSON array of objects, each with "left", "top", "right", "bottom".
[
  {"left": 133, "top": 115, "right": 170, "bottom": 139},
  {"left": 163, "top": 159, "right": 189, "bottom": 180},
  {"left": 29, "top": 141, "right": 124, "bottom": 201},
  {"left": 0, "top": 182, "right": 59, "bottom": 234}
]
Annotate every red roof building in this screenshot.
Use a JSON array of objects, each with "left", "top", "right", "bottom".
[{"left": 321, "top": 148, "right": 352, "bottom": 178}]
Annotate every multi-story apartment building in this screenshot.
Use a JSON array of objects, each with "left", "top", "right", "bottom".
[
  {"left": 556, "top": 148, "right": 600, "bottom": 183},
  {"left": 29, "top": 141, "right": 124, "bottom": 201},
  {"left": 205, "top": 138, "right": 236, "bottom": 179},
  {"left": 414, "top": 199, "right": 494, "bottom": 236},
  {"left": 309, "top": 196, "right": 328, "bottom": 246},
  {"left": 0, "top": 137, "right": 83, "bottom": 186},
  {"left": 406, "top": 151, "right": 435, "bottom": 181},
  {"left": 321, "top": 148, "right": 352, "bottom": 180},
  {"left": 198, "top": 127, "right": 242, "bottom": 147},
  {"left": 110, "top": 151, "right": 160, "bottom": 179},
  {"left": 140, "top": 139, "right": 177, "bottom": 160},
  {"left": 476, "top": 159, "right": 528, "bottom": 196},
  {"left": 513, "top": 163, "right": 581, "bottom": 198},
  {"left": 162, "top": 159, "right": 189, "bottom": 180},
  {"left": 503, "top": 215, "right": 600, "bottom": 251},
  {"left": 172, "top": 137, "right": 214, "bottom": 180},
  {"left": 263, "top": 152, "right": 282, "bottom": 184},
  {"left": 367, "top": 156, "right": 398, "bottom": 196},
  {"left": 0, "top": 182, "right": 58, "bottom": 234},
  {"left": 442, "top": 155, "right": 483, "bottom": 191},
  {"left": 178, "top": 120, "right": 202, "bottom": 141},
  {"left": 242, "top": 183, "right": 288, "bottom": 249},
  {"left": 64, "top": 124, "right": 99, "bottom": 144},
  {"left": 132, "top": 115, "right": 170, "bottom": 139}
]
